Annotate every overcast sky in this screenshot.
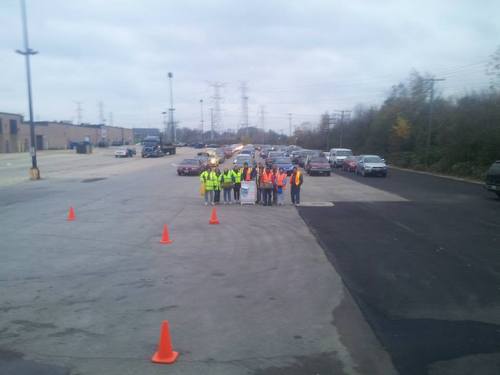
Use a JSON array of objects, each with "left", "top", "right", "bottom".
[{"left": 1, "top": 0, "right": 499, "bottom": 131}]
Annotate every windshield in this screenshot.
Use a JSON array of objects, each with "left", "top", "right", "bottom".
[
  {"left": 364, "top": 157, "right": 383, "bottom": 163},
  {"left": 488, "top": 163, "right": 500, "bottom": 173},
  {"left": 310, "top": 157, "right": 328, "bottom": 163},
  {"left": 273, "top": 158, "right": 292, "bottom": 164},
  {"left": 336, "top": 150, "right": 353, "bottom": 156},
  {"left": 181, "top": 159, "right": 199, "bottom": 165}
]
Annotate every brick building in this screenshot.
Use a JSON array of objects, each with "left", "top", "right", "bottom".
[{"left": 0, "top": 112, "right": 133, "bottom": 153}]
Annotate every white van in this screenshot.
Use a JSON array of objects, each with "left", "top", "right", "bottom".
[{"left": 329, "top": 148, "right": 353, "bottom": 168}]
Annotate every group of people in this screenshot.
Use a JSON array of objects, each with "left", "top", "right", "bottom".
[{"left": 200, "top": 162, "right": 304, "bottom": 206}]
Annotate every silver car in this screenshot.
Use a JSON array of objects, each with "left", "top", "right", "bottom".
[{"left": 356, "top": 155, "right": 388, "bottom": 177}]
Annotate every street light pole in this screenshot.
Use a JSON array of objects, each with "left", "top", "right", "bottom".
[
  {"left": 167, "top": 72, "right": 176, "bottom": 143},
  {"left": 16, "top": 0, "right": 39, "bottom": 180}
]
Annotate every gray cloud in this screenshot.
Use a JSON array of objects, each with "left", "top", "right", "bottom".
[{"left": 1, "top": 0, "right": 499, "bottom": 129}]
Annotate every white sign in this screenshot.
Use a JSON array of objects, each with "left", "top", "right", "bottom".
[{"left": 240, "top": 181, "right": 256, "bottom": 205}]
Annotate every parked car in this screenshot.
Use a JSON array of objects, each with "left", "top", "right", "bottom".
[
  {"left": 329, "top": 148, "right": 353, "bottom": 168},
  {"left": 297, "top": 150, "right": 321, "bottom": 167},
  {"left": 305, "top": 156, "right": 331, "bottom": 176},
  {"left": 195, "top": 155, "right": 209, "bottom": 168},
  {"left": 342, "top": 156, "right": 359, "bottom": 172},
  {"left": 356, "top": 155, "right": 387, "bottom": 177},
  {"left": 485, "top": 160, "right": 500, "bottom": 198},
  {"left": 266, "top": 151, "right": 286, "bottom": 167},
  {"left": 198, "top": 151, "right": 218, "bottom": 167},
  {"left": 177, "top": 159, "right": 203, "bottom": 176},
  {"left": 234, "top": 154, "right": 252, "bottom": 166},
  {"left": 271, "top": 157, "right": 295, "bottom": 175},
  {"left": 215, "top": 148, "right": 226, "bottom": 163},
  {"left": 114, "top": 147, "right": 136, "bottom": 158}
]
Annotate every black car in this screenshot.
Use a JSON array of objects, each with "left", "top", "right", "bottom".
[{"left": 485, "top": 160, "right": 500, "bottom": 198}]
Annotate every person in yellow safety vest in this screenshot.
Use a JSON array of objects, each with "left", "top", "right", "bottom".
[
  {"left": 232, "top": 166, "right": 242, "bottom": 203},
  {"left": 289, "top": 166, "right": 304, "bottom": 205},
  {"left": 220, "top": 167, "right": 234, "bottom": 204},
  {"left": 275, "top": 167, "right": 288, "bottom": 206},
  {"left": 213, "top": 168, "right": 222, "bottom": 204},
  {"left": 200, "top": 166, "right": 218, "bottom": 206}
]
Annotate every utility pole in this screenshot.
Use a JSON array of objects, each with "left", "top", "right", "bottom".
[
  {"left": 240, "top": 82, "right": 249, "bottom": 135},
  {"left": 74, "top": 101, "right": 82, "bottom": 125},
  {"left": 108, "top": 112, "right": 114, "bottom": 127},
  {"left": 16, "top": 0, "right": 39, "bottom": 179},
  {"left": 161, "top": 111, "right": 167, "bottom": 134},
  {"left": 199, "top": 99, "right": 204, "bottom": 143},
  {"left": 210, "top": 108, "right": 214, "bottom": 141},
  {"left": 288, "top": 113, "right": 293, "bottom": 137},
  {"left": 423, "top": 78, "right": 445, "bottom": 166},
  {"left": 326, "top": 112, "right": 333, "bottom": 150},
  {"left": 167, "top": 72, "right": 176, "bottom": 143},
  {"left": 337, "top": 110, "right": 351, "bottom": 147}
]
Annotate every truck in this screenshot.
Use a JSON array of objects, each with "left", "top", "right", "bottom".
[{"left": 141, "top": 135, "right": 176, "bottom": 158}]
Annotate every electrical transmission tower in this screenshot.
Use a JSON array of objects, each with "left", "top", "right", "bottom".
[
  {"left": 288, "top": 113, "right": 293, "bottom": 136},
  {"left": 240, "top": 82, "right": 249, "bottom": 134},
  {"left": 74, "top": 101, "right": 82, "bottom": 125},
  {"left": 208, "top": 82, "right": 225, "bottom": 136},
  {"left": 108, "top": 112, "right": 114, "bottom": 127},
  {"left": 98, "top": 101, "right": 105, "bottom": 124},
  {"left": 259, "top": 105, "right": 266, "bottom": 130}
]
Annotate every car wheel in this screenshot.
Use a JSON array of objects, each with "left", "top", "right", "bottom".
[
  {"left": 326, "top": 172, "right": 331, "bottom": 176},
  {"left": 361, "top": 169, "right": 366, "bottom": 177},
  {"left": 381, "top": 173, "right": 387, "bottom": 178},
  {"left": 496, "top": 192, "right": 500, "bottom": 198}
]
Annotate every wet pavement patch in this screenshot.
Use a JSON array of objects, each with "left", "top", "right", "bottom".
[
  {"left": 81, "top": 177, "right": 106, "bottom": 183},
  {"left": 0, "top": 348, "right": 69, "bottom": 375},
  {"left": 298, "top": 202, "right": 500, "bottom": 375}
]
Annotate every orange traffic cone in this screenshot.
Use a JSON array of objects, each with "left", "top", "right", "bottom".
[
  {"left": 160, "top": 224, "right": 173, "bottom": 244},
  {"left": 67, "top": 207, "right": 76, "bottom": 221},
  {"left": 209, "top": 207, "right": 220, "bottom": 225},
  {"left": 151, "top": 320, "right": 179, "bottom": 364}
]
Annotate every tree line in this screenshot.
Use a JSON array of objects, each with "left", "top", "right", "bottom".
[{"left": 295, "top": 71, "right": 500, "bottom": 179}]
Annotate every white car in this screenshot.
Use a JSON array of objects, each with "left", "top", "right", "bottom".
[
  {"left": 329, "top": 148, "right": 353, "bottom": 168},
  {"left": 356, "top": 155, "right": 387, "bottom": 177},
  {"left": 114, "top": 147, "right": 135, "bottom": 158}
]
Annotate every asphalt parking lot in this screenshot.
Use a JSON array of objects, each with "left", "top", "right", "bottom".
[{"left": 1, "top": 149, "right": 499, "bottom": 375}]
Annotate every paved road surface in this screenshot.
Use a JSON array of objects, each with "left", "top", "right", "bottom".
[
  {"left": 1, "top": 150, "right": 499, "bottom": 374},
  {"left": 0, "top": 149, "right": 394, "bottom": 375},
  {"left": 299, "top": 167, "right": 500, "bottom": 375}
]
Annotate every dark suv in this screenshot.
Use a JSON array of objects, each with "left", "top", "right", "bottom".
[{"left": 485, "top": 161, "right": 500, "bottom": 198}]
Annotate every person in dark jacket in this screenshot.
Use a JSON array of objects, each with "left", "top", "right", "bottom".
[{"left": 289, "top": 166, "right": 304, "bottom": 205}]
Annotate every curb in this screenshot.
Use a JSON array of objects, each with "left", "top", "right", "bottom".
[{"left": 388, "top": 165, "right": 483, "bottom": 185}]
